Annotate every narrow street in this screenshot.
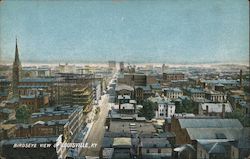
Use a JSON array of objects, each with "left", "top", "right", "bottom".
[{"left": 80, "top": 94, "right": 110, "bottom": 157}]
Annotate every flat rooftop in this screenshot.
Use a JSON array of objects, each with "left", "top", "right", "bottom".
[{"left": 109, "top": 121, "right": 156, "bottom": 134}]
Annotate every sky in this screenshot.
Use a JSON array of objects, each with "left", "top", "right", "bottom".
[{"left": 0, "top": 0, "right": 249, "bottom": 64}]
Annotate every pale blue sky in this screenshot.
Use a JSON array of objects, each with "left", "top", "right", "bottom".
[{"left": 0, "top": 0, "right": 249, "bottom": 64}]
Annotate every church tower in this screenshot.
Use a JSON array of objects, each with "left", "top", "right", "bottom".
[{"left": 12, "top": 38, "right": 22, "bottom": 97}]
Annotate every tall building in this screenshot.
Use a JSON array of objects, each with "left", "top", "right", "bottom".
[
  {"left": 108, "top": 60, "right": 116, "bottom": 69},
  {"left": 12, "top": 38, "right": 22, "bottom": 97},
  {"left": 119, "top": 61, "right": 124, "bottom": 72}
]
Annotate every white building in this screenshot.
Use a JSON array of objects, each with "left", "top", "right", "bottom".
[
  {"left": 148, "top": 96, "right": 175, "bottom": 119},
  {"left": 199, "top": 102, "right": 232, "bottom": 116},
  {"left": 205, "top": 90, "right": 227, "bottom": 103},
  {"left": 162, "top": 87, "right": 183, "bottom": 99}
]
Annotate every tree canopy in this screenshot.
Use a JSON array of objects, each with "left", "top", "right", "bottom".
[
  {"left": 16, "top": 105, "right": 31, "bottom": 123},
  {"left": 138, "top": 100, "right": 157, "bottom": 120}
]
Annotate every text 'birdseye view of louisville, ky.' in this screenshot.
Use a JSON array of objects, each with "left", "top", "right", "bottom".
[{"left": 0, "top": 0, "right": 249, "bottom": 159}]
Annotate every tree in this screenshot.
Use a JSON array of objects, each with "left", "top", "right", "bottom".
[
  {"left": 138, "top": 100, "right": 157, "bottom": 120},
  {"left": 226, "top": 108, "right": 250, "bottom": 127},
  {"left": 16, "top": 105, "right": 31, "bottom": 123},
  {"left": 175, "top": 99, "right": 197, "bottom": 114}
]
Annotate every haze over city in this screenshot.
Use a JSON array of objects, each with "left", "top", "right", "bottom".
[
  {"left": 0, "top": 0, "right": 249, "bottom": 64},
  {"left": 0, "top": 1, "right": 250, "bottom": 159}
]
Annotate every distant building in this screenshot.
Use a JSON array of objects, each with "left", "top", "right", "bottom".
[
  {"left": 205, "top": 90, "right": 227, "bottom": 103},
  {"left": 53, "top": 73, "right": 94, "bottom": 112},
  {"left": 118, "top": 73, "right": 147, "bottom": 87},
  {"left": 134, "top": 85, "right": 153, "bottom": 104},
  {"left": 162, "top": 87, "right": 183, "bottom": 99},
  {"left": 119, "top": 61, "right": 124, "bottom": 72},
  {"left": 199, "top": 102, "right": 232, "bottom": 117},
  {"left": 19, "top": 92, "right": 49, "bottom": 112},
  {"left": 185, "top": 87, "right": 205, "bottom": 100},
  {"left": 162, "top": 64, "right": 168, "bottom": 73},
  {"left": 18, "top": 77, "right": 55, "bottom": 105},
  {"left": 57, "top": 63, "right": 76, "bottom": 73},
  {"left": 163, "top": 73, "right": 185, "bottom": 82},
  {"left": 200, "top": 79, "right": 239, "bottom": 89},
  {"left": 146, "top": 75, "right": 158, "bottom": 85},
  {"left": 115, "top": 84, "right": 134, "bottom": 103},
  {"left": 108, "top": 61, "right": 116, "bottom": 69},
  {"left": 22, "top": 66, "right": 51, "bottom": 78},
  {"left": 150, "top": 83, "right": 162, "bottom": 95}
]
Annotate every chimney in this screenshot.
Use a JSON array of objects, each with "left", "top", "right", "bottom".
[
  {"left": 206, "top": 105, "right": 209, "bottom": 115},
  {"left": 222, "top": 104, "right": 226, "bottom": 118},
  {"left": 240, "top": 70, "right": 243, "bottom": 90}
]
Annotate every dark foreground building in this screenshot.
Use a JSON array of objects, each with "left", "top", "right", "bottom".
[{"left": 0, "top": 136, "right": 58, "bottom": 159}]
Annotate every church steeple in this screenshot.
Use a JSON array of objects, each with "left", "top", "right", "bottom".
[
  {"left": 12, "top": 37, "right": 22, "bottom": 97},
  {"left": 14, "top": 38, "right": 21, "bottom": 65}
]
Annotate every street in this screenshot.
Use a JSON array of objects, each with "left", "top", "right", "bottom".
[{"left": 80, "top": 94, "right": 110, "bottom": 157}]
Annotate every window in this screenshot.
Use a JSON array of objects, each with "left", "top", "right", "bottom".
[
  {"left": 158, "top": 148, "right": 161, "bottom": 153},
  {"left": 146, "top": 149, "right": 149, "bottom": 153}
]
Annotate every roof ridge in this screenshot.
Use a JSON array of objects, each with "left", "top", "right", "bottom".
[{"left": 208, "top": 142, "right": 218, "bottom": 153}]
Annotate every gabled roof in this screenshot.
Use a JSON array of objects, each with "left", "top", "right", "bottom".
[
  {"left": 187, "top": 128, "right": 242, "bottom": 140},
  {"left": 178, "top": 119, "right": 243, "bottom": 129},
  {"left": 200, "top": 103, "right": 232, "bottom": 113},
  {"left": 205, "top": 142, "right": 227, "bottom": 154}
]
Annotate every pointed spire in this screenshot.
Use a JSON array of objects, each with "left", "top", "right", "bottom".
[{"left": 14, "top": 37, "right": 20, "bottom": 64}]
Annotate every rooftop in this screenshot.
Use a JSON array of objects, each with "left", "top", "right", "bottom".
[
  {"left": 178, "top": 118, "right": 243, "bottom": 129},
  {"left": 135, "top": 85, "right": 151, "bottom": 91},
  {"left": 140, "top": 138, "right": 171, "bottom": 148},
  {"left": 200, "top": 103, "right": 232, "bottom": 113},
  {"left": 0, "top": 124, "right": 15, "bottom": 130},
  {"left": 18, "top": 85, "right": 48, "bottom": 89},
  {"left": 0, "top": 108, "right": 14, "bottom": 114},
  {"left": 186, "top": 88, "right": 204, "bottom": 94},
  {"left": 186, "top": 128, "right": 242, "bottom": 140},
  {"left": 162, "top": 87, "right": 183, "bottom": 93},
  {"left": 20, "top": 78, "right": 55, "bottom": 83},
  {"left": 113, "top": 137, "right": 131, "bottom": 147},
  {"left": 115, "top": 84, "right": 134, "bottom": 91},
  {"left": 201, "top": 79, "right": 238, "bottom": 85},
  {"left": 148, "top": 96, "right": 173, "bottom": 104},
  {"left": 109, "top": 121, "right": 156, "bottom": 134}
]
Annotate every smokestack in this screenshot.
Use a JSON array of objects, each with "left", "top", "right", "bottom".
[
  {"left": 240, "top": 70, "right": 243, "bottom": 90},
  {"left": 206, "top": 105, "right": 209, "bottom": 115}
]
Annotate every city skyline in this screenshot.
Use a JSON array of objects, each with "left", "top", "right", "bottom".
[{"left": 0, "top": 0, "right": 249, "bottom": 65}]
